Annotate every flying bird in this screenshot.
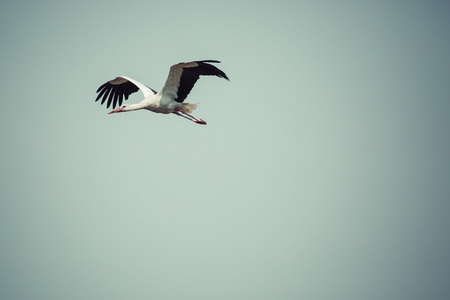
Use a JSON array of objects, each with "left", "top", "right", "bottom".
[{"left": 95, "top": 60, "right": 229, "bottom": 125}]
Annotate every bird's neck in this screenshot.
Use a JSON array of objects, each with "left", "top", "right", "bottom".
[
  {"left": 128, "top": 101, "right": 149, "bottom": 111},
  {"left": 132, "top": 97, "right": 159, "bottom": 111}
]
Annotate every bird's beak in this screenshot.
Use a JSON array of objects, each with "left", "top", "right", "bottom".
[{"left": 108, "top": 107, "right": 123, "bottom": 114}]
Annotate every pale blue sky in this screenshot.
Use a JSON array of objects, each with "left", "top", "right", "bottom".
[{"left": 1, "top": 1, "right": 450, "bottom": 299}]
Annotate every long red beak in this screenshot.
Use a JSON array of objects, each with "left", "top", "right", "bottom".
[{"left": 108, "top": 107, "right": 123, "bottom": 114}]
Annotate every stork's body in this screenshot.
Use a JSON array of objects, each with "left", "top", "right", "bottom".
[{"left": 95, "top": 60, "right": 229, "bottom": 125}]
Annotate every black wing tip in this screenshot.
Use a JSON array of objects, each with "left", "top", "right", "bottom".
[
  {"left": 178, "top": 60, "right": 221, "bottom": 65},
  {"left": 96, "top": 82, "right": 108, "bottom": 93},
  {"left": 199, "top": 61, "right": 230, "bottom": 81},
  {"left": 95, "top": 78, "right": 140, "bottom": 109},
  {"left": 214, "top": 71, "right": 229, "bottom": 81},
  {"left": 198, "top": 60, "right": 221, "bottom": 64}
]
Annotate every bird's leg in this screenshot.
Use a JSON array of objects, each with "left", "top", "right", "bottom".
[
  {"left": 173, "top": 112, "right": 207, "bottom": 125},
  {"left": 173, "top": 111, "right": 193, "bottom": 121},
  {"left": 173, "top": 111, "right": 207, "bottom": 125},
  {"left": 180, "top": 111, "right": 207, "bottom": 125}
]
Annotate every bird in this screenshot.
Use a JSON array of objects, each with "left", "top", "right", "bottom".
[{"left": 95, "top": 60, "right": 229, "bottom": 125}]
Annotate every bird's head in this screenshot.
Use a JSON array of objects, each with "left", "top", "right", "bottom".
[{"left": 108, "top": 105, "right": 129, "bottom": 114}]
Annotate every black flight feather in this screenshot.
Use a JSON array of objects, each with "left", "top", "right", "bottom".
[
  {"left": 174, "top": 60, "right": 229, "bottom": 103},
  {"left": 95, "top": 79, "right": 141, "bottom": 109}
]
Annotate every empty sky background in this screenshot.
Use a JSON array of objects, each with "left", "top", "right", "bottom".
[{"left": 1, "top": 0, "right": 449, "bottom": 299}]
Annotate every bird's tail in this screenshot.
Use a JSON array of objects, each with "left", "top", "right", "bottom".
[{"left": 182, "top": 103, "right": 198, "bottom": 113}]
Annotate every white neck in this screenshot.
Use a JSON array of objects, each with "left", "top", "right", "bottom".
[{"left": 127, "top": 100, "right": 152, "bottom": 111}]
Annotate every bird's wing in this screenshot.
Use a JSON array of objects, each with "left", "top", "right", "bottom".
[
  {"left": 95, "top": 76, "right": 157, "bottom": 109},
  {"left": 158, "top": 60, "right": 229, "bottom": 103}
]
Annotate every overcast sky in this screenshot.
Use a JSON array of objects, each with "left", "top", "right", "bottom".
[{"left": 1, "top": 1, "right": 450, "bottom": 299}]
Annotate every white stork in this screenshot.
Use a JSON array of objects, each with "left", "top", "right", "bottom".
[{"left": 95, "top": 60, "right": 229, "bottom": 125}]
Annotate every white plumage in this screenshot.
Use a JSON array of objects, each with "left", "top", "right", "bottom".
[{"left": 95, "top": 60, "right": 229, "bottom": 125}]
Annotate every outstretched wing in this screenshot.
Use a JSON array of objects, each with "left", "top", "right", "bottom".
[
  {"left": 159, "top": 60, "right": 229, "bottom": 103},
  {"left": 95, "top": 76, "right": 157, "bottom": 109}
]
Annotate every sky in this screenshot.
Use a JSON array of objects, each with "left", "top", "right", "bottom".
[{"left": 1, "top": 0, "right": 450, "bottom": 299}]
